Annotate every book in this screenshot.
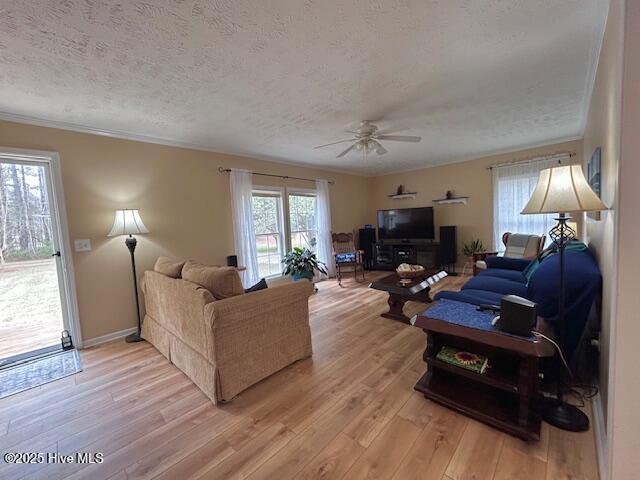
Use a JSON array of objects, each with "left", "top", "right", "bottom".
[{"left": 436, "top": 346, "right": 489, "bottom": 374}]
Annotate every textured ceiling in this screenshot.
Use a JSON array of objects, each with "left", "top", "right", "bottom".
[{"left": 0, "top": 0, "right": 606, "bottom": 175}]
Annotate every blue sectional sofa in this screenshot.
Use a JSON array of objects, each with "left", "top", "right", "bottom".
[{"left": 434, "top": 243, "right": 602, "bottom": 357}]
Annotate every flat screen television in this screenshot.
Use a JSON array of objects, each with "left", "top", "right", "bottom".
[{"left": 377, "top": 207, "right": 435, "bottom": 240}]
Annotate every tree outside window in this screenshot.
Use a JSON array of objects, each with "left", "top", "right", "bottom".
[
  {"left": 288, "top": 194, "right": 317, "bottom": 252},
  {"left": 252, "top": 194, "right": 284, "bottom": 278}
]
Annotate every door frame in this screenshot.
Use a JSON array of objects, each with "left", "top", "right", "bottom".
[{"left": 0, "top": 146, "right": 83, "bottom": 348}]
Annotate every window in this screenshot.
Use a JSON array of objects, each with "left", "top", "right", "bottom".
[
  {"left": 252, "top": 190, "right": 285, "bottom": 278},
  {"left": 288, "top": 192, "right": 317, "bottom": 251},
  {"left": 250, "top": 187, "right": 319, "bottom": 278},
  {"left": 492, "top": 156, "right": 570, "bottom": 250}
]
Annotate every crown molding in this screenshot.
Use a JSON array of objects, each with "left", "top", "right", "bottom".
[
  {"left": 372, "top": 135, "right": 584, "bottom": 177},
  {"left": 0, "top": 111, "right": 374, "bottom": 178},
  {"left": 0, "top": 111, "right": 582, "bottom": 178},
  {"left": 0, "top": 111, "right": 370, "bottom": 178}
]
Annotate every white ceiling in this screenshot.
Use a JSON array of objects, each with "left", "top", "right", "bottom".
[{"left": 0, "top": 0, "right": 607, "bottom": 175}]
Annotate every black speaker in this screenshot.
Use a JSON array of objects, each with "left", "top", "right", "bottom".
[
  {"left": 358, "top": 228, "right": 377, "bottom": 270},
  {"left": 439, "top": 226, "right": 457, "bottom": 272},
  {"left": 227, "top": 255, "right": 238, "bottom": 267},
  {"left": 497, "top": 295, "right": 537, "bottom": 336}
]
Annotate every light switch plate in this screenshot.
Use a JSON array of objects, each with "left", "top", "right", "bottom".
[{"left": 74, "top": 239, "right": 91, "bottom": 252}]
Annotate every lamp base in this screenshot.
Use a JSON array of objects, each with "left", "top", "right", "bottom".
[
  {"left": 125, "top": 331, "right": 144, "bottom": 343},
  {"left": 543, "top": 399, "right": 590, "bottom": 432}
]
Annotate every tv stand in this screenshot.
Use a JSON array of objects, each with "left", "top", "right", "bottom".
[{"left": 374, "top": 239, "right": 439, "bottom": 270}]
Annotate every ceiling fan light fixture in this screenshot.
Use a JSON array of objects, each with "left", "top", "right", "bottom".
[{"left": 314, "top": 121, "right": 422, "bottom": 159}]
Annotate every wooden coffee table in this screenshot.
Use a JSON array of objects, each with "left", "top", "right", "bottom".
[{"left": 369, "top": 271, "right": 445, "bottom": 323}]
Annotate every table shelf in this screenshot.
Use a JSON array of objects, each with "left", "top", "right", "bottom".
[
  {"left": 415, "top": 370, "right": 540, "bottom": 441},
  {"left": 425, "top": 356, "right": 519, "bottom": 394}
]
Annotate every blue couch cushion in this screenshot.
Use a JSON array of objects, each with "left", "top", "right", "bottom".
[
  {"left": 527, "top": 249, "right": 602, "bottom": 355},
  {"left": 477, "top": 268, "right": 527, "bottom": 284},
  {"left": 484, "top": 256, "right": 532, "bottom": 271},
  {"left": 434, "top": 289, "right": 504, "bottom": 307},
  {"left": 462, "top": 275, "right": 527, "bottom": 297}
]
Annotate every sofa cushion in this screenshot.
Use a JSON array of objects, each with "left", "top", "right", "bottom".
[
  {"left": 484, "top": 256, "right": 532, "bottom": 271},
  {"left": 477, "top": 268, "right": 527, "bottom": 284},
  {"left": 154, "top": 256, "right": 186, "bottom": 278},
  {"left": 462, "top": 275, "right": 528, "bottom": 297},
  {"left": 434, "top": 289, "right": 504, "bottom": 307},
  {"left": 182, "top": 261, "right": 244, "bottom": 300}
]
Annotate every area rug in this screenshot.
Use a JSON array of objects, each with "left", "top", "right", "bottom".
[{"left": 0, "top": 349, "right": 82, "bottom": 399}]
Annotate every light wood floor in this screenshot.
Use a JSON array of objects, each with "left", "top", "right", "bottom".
[{"left": 0, "top": 272, "right": 598, "bottom": 480}]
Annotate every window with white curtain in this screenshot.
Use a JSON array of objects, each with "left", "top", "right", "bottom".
[
  {"left": 250, "top": 184, "right": 332, "bottom": 278},
  {"left": 492, "top": 155, "right": 571, "bottom": 250}
]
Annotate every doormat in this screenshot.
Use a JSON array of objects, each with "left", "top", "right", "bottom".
[{"left": 0, "top": 349, "right": 82, "bottom": 399}]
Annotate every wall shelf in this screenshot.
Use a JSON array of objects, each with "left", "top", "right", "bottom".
[
  {"left": 433, "top": 196, "right": 468, "bottom": 205},
  {"left": 388, "top": 193, "right": 417, "bottom": 200}
]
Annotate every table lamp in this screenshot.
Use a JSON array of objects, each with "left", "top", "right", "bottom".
[
  {"left": 521, "top": 164, "right": 606, "bottom": 431},
  {"left": 108, "top": 209, "right": 149, "bottom": 343}
]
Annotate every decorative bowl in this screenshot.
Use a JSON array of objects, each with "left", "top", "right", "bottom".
[{"left": 396, "top": 265, "right": 425, "bottom": 279}]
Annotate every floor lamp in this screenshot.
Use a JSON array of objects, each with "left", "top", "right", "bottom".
[
  {"left": 108, "top": 209, "right": 149, "bottom": 343},
  {"left": 521, "top": 164, "right": 606, "bottom": 431}
]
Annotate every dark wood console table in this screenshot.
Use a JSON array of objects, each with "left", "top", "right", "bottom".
[{"left": 412, "top": 300, "right": 555, "bottom": 441}]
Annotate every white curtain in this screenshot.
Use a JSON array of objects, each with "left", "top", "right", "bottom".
[
  {"left": 230, "top": 169, "right": 260, "bottom": 286},
  {"left": 315, "top": 179, "right": 335, "bottom": 277},
  {"left": 492, "top": 155, "right": 571, "bottom": 250}
]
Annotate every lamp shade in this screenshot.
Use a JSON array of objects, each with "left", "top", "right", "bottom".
[
  {"left": 521, "top": 164, "right": 607, "bottom": 214},
  {"left": 107, "top": 209, "right": 149, "bottom": 237}
]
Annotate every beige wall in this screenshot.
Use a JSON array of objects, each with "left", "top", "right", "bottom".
[
  {"left": 582, "top": 0, "right": 624, "bottom": 436},
  {"left": 367, "top": 140, "right": 583, "bottom": 264},
  {"left": 608, "top": 0, "right": 640, "bottom": 478},
  {"left": 0, "top": 120, "right": 370, "bottom": 341},
  {"left": 583, "top": 0, "right": 640, "bottom": 478}
]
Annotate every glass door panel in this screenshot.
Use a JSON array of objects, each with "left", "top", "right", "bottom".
[{"left": 0, "top": 160, "right": 65, "bottom": 363}]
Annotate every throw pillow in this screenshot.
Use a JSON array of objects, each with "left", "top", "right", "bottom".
[
  {"left": 182, "top": 261, "right": 244, "bottom": 300},
  {"left": 154, "top": 256, "right": 186, "bottom": 278},
  {"left": 245, "top": 278, "right": 268, "bottom": 293},
  {"left": 335, "top": 252, "right": 356, "bottom": 263}
]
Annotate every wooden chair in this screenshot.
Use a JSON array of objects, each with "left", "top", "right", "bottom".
[{"left": 332, "top": 232, "right": 365, "bottom": 286}]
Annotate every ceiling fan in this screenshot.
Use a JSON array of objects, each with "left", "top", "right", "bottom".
[{"left": 314, "top": 120, "right": 422, "bottom": 158}]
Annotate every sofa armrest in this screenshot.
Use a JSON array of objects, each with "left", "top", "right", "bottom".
[
  {"left": 485, "top": 256, "right": 532, "bottom": 271},
  {"left": 203, "top": 280, "right": 313, "bottom": 361}
]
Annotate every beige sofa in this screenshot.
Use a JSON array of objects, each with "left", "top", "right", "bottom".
[{"left": 141, "top": 260, "right": 313, "bottom": 404}]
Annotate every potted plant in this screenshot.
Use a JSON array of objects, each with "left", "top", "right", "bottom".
[
  {"left": 462, "top": 238, "right": 486, "bottom": 260},
  {"left": 282, "top": 247, "right": 327, "bottom": 281}
]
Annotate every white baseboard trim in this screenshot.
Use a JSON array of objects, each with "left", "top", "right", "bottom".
[
  {"left": 82, "top": 328, "right": 138, "bottom": 348},
  {"left": 592, "top": 391, "right": 608, "bottom": 480}
]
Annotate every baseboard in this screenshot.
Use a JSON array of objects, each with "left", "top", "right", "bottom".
[
  {"left": 591, "top": 391, "right": 608, "bottom": 480},
  {"left": 82, "top": 327, "right": 138, "bottom": 348}
]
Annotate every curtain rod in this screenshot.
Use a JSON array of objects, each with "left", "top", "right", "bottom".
[
  {"left": 486, "top": 151, "right": 577, "bottom": 170},
  {"left": 218, "top": 167, "right": 335, "bottom": 184}
]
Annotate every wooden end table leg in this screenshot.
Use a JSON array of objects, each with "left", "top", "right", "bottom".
[{"left": 381, "top": 293, "right": 410, "bottom": 323}]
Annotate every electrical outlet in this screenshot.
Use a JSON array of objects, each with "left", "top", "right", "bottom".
[{"left": 74, "top": 239, "right": 92, "bottom": 252}]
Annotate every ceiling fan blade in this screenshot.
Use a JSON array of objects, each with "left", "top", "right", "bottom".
[
  {"left": 314, "top": 138, "right": 356, "bottom": 149},
  {"left": 336, "top": 143, "right": 357, "bottom": 158},
  {"left": 375, "top": 143, "right": 388, "bottom": 155},
  {"left": 375, "top": 135, "right": 422, "bottom": 142}
]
